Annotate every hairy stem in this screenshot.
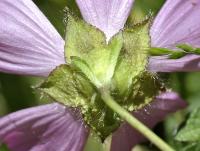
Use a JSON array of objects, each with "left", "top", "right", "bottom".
[{"left": 100, "top": 90, "right": 175, "bottom": 151}]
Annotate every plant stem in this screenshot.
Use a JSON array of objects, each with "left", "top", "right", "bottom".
[{"left": 100, "top": 90, "right": 175, "bottom": 151}]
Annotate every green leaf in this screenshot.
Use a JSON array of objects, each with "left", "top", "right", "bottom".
[
  {"left": 176, "top": 107, "right": 200, "bottom": 142},
  {"left": 149, "top": 47, "right": 186, "bottom": 59},
  {"left": 0, "top": 144, "right": 10, "bottom": 151},
  {"left": 84, "top": 131, "right": 112, "bottom": 151},
  {"left": 83, "top": 131, "right": 104, "bottom": 151},
  {"left": 181, "top": 143, "right": 200, "bottom": 151},
  {"left": 149, "top": 47, "right": 174, "bottom": 56},
  {"left": 195, "top": 48, "right": 200, "bottom": 54},
  {"left": 149, "top": 44, "right": 200, "bottom": 59},
  {"left": 176, "top": 44, "right": 195, "bottom": 52},
  {"left": 169, "top": 51, "right": 186, "bottom": 59}
]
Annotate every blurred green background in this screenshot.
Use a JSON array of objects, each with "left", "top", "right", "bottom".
[{"left": 1, "top": 0, "right": 200, "bottom": 150}]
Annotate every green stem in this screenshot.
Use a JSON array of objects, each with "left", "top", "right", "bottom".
[{"left": 101, "top": 90, "right": 175, "bottom": 151}]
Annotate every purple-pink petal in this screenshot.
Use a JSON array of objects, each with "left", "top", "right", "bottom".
[
  {"left": 0, "top": 0, "right": 65, "bottom": 77},
  {"left": 149, "top": 0, "right": 200, "bottom": 72},
  {"left": 76, "top": 0, "right": 135, "bottom": 41},
  {"left": 111, "top": 92, "right": 187, "bottom": 151},
  {"left": 149, "top": 55, "right": 200, "bottom": 72},
  {"left": 0, "top": 103, "right": 88, "bottom": 151}
]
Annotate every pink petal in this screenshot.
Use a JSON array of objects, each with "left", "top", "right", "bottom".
[
  {"left": 76, "top": 0, "right": 135, "bottom": 40},
  {"left": 149, "top": 55, "right": 200, "bottom": 72},
  {"left": 149, "top": 0, "right": 200, "bottom": 72},
  {"left": 111, "top": 92, "right": 187, "bottom": 151},
  {"left": 0, "top": 103, "right": 88, "bottom": 151},
  {"left": 0, "top": 0, "right": 65, "bottom": 77}
]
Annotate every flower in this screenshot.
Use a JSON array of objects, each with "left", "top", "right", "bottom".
[
  {"left": 0, "top": 103, "right": 88, "bottom": 151},
  {"left": 76, "top": 0, "right": 134, "bottom": 41},
  {"left": 0, "top": 0, "right": 195, "bottom": 150}
]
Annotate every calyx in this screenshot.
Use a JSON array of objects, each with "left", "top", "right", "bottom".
[{"left": 39, "top": 15, "right": 164, "bottom": 140}]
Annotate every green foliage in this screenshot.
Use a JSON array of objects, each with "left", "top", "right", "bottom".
[
  {"left": 128, "top": 0, "right": 165, "bottom": 24},
  {"left": 149, "top": 44, "right": 200, "bottom": 59},
  {"left": 0, "top": 144, "right": 10, "bottom": 151},
  {"left": 0, "top": 74, "right": 38, "bottom": 114},
  {"left": 149, "top": 47, "right": 174, "bottom": 56},
  {"left": 34, "top": 0, "right": 67, "bottom": 37},
  {"left": 84, "top": 131, "right": 112, "bottom": 151},
  {"left": 176, "top": 107, "right": 200, "bottom": 142},
  {"left": 83, "top": 132, "right": 104, "bottom": 151},
  {"left": 176, "top": 44, "right": 195, "bottom": 53},
  {"left": 177, "top": 143, "right": 200, "bottom": 151}
]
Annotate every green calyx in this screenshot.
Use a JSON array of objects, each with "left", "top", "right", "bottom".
[{"left": 39, "top": 15, "right": 163, "bottom": 140}]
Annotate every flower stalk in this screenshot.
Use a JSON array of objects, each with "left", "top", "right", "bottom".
[{"left": 100, "top": 89, "right": 175, "bottom": 151}]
